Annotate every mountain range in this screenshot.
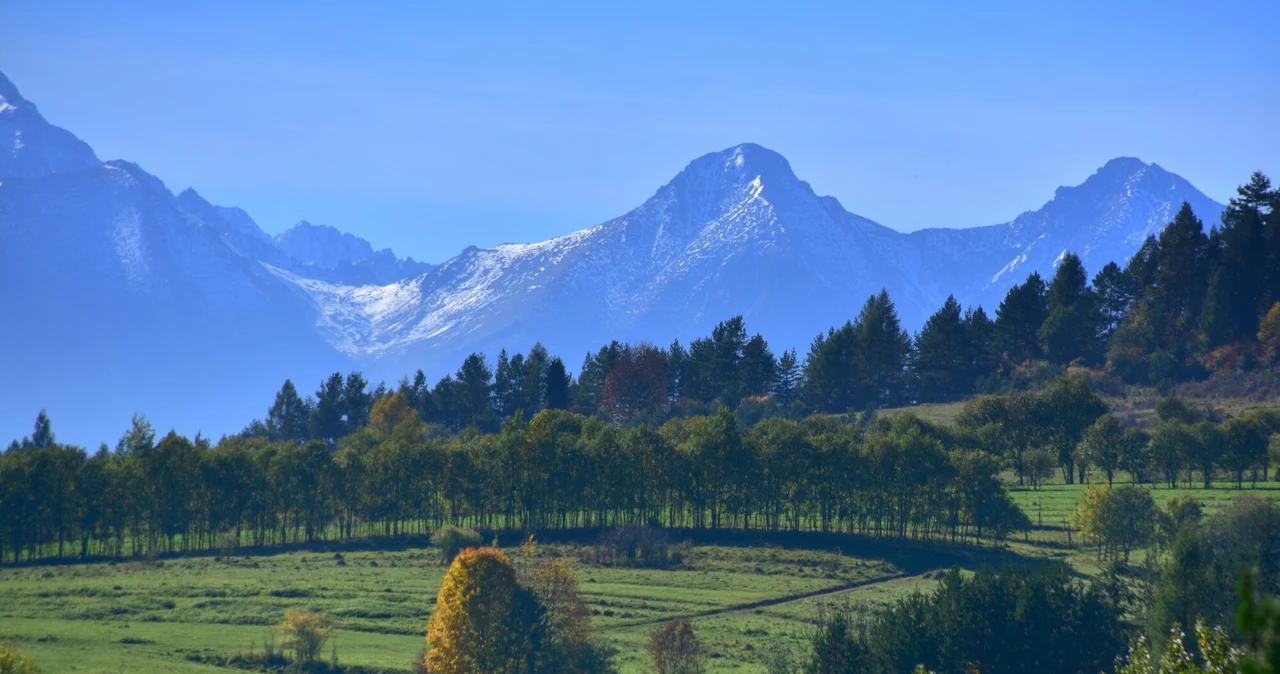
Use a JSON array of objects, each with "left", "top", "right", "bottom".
[{"left": 0, "top": 70, "right": 1227, "bottom": 445}]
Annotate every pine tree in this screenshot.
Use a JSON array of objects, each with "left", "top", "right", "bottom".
[
  {"left": 1198, "top": 267, "right": 1231, "bottom": 349},
  {"left": 666, "top": 340, "right": 687, "bottom": 404},
  {"left": 31, "top": 410, "right": 54, "bottom": 449},
  {"left": 1153, "top": 203, "right": 1211, "bottom": 331},
  {"left": 493, "top": 349, "right": 515, "bottom": 416},
  {"left": 710, "top": 316, "right": 748, "bottom": 404},
  {"left": 853, "top": 290, "right": 911, "bottom": 408},
  {"left": 739, "top": 334, "right": 778, "bottom": 398},
  {"left": 1039, "top": 253, "right": 1105, "bottom": 364},
  {"left": 774, "top": 348, "right": 801, "bottom": 407},
  {"left": 310, "top": 373, "right": 347, "bottom": 443},
  {"left": 455, "top": 353, "right": 494, "bottom": 429},
  {"left": 912, "top": 295, "right": 968, "bottom": 402},
  {"left": 543, "top": 357, "right": 573, "bottom": 410},
  {"left": 342, "top": 372, "right": 372, "bottom": 429},
  {"left": 1092, "top": 261, "right": 1134, "bottom": 335},
  {"left": 995, "top": 272, "right": 1048, "bottom": 361},
  {"left": 522, "top": 343, "right": 550, "bottom": 412},
  {"left": 267, "top": 380, "right": 311, "bottom": 444}
]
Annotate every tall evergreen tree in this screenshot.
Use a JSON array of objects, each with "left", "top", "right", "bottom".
[
  {"left": 267, "top": 380, "right": 311, "bottom": 444},
  {"left": 912, "top": 295, "right": 969, "bottom": 402},
  {"left": 739, "top": 334, "right": 778, "bottom": 398},
  {"left": 774, "top": 348, "right": 801, "bottom": 407},
  {"left": 455, "top": 353, "right": 494, "bottom": 428},
  {"left": 1198, "top": 267, "right": 1231, "bottom": 348},
  {"left": 310, "top": 373, "right": 347, "bottom": 444},
  {"left": 994, "top": 272, "right": 1048, "bottom": 361},
  {"left": 342, "top": 372, "right": 372, "bottom": 429},
  {"left": 1152, "top": 202, "right": 1210, "bottom": 333},
  {"left": 543, "top": 357, "right": 573, "bottom": 411},
  {"left": 31, "top": 410, "right": 54, "bottom": 449},
  {"left": 1039, "top": 253, "right": 1104, "bottom": 364},
  {"left": 854, "top": 290, "right": 911, "bottom": 408}
]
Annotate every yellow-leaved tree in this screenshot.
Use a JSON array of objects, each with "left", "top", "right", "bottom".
[{"left": 424, "top": 547, "right": 544, "bottom": 674}]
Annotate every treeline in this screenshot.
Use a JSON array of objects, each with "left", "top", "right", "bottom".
[{"left": 0, "top": 404, "right": 1031, "bottom": 564}]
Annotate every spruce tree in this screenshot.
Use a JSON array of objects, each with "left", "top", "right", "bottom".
[
  {"left": 310, "top": 373, "right": 347, "bottom": 443},
  {"left": 995, "top": 272, "right": 1048, "bottom": 361},
  {"left": 543, "top": 357, "right": 573, "bottom": 410},
  {"left": 739, "top": 334, "right": 777, "bottom": 398},
  {"left": 267, "top": 379, "right": 311, "bottom": 444},
  {"left": 1198, "top": 267, "right": 1231, "bottom": 348},
  {"left": 853, "top": 290, "right": 910, "bottom": 408},
  {"left": 912, "top": 295, "right": 968, "bottom": 402},
  {"left": 31, "top": 410, "right": 54, "bottom": 449},
  {"left": 774, "top": 348, "right": 801, "bottom": 407}
]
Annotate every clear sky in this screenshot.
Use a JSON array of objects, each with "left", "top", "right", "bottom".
[{"left": 3, "top": 1, "right": 1276, "bottom": 263}]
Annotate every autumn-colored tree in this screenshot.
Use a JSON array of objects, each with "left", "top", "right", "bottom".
[
  {"left": 278, "top": 608, "right": 337, "bottom": 663},
  {"left": 649, "top": 618, "right": 705, "bottom": 674},
  {"left": 369, "top": 393, "right": 424, "bottom": 440},
  {"left": 526, "top": 557, "right": 591, "bottom": 644},
  {"left": 425, "top": 547, "right": 544, "bottom": 674},
  {"left": 1259, "top": 302, "right": 1280, "bottom": 362},
  {"left": 600, "top": 344, "right": 669, "bottom": 424}
]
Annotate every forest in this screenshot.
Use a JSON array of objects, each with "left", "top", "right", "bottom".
[{"left": 2, "top": 171, "right": 1280, "bottom": 673}]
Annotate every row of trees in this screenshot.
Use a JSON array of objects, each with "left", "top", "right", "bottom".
[
  {"left": 0, "top": 403, "right": 1031, "bottom": 564},
  {"left": 955, "top": 381, "right": 1280, "bottom": 487}
]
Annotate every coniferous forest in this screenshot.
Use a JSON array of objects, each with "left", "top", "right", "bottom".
[{"left": 4, "top": 172, "right": 1280, "bottom": 674}]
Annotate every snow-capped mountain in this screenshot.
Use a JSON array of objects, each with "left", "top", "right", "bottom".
[
  {"left": 970, "top": 156, "right": 1227, "bottom": 308},
  {"left": 274, "top": 221, "right": 434, "bottom": 286},
  {"left": 280, "top": 144, "right": 1225, "bottom": 373}
]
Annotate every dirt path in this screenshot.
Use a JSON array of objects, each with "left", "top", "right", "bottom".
[{"left": 608, "top": 572, "right": 913, "bottom": 629}]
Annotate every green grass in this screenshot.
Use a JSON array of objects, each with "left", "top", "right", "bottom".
[
  {"left": 1009, "top": 479, "right": 1280, "bottom": 530},
  {"left": 0, "top": 542, "right": 916, "bottom": 674}
]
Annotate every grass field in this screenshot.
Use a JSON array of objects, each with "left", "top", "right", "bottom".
[
  {"left": 1009, "top": 480, "right": 1280, "bottom": 530},
  {"left": 0, "top": 539, "right": 948, "bottom": 674}
]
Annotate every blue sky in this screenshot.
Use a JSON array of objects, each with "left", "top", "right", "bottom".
[{"left": 3, "top": 1, "right": 1276, "bottom": 263}]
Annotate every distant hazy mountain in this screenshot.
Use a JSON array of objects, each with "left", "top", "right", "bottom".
[
  {"left": 0, "top": 68, "right": 1229, "bottom": 444},
  {"left": 275, "top": 221, "right": 434, "bottom": 286}
]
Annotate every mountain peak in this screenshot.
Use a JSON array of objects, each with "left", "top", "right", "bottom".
[
  {"left": 699, "top": 143, "right": 798, "bottom": 182},
  {"left": 0, "top": 71, "right": 23, "bottom": 111},
  {"left": 0, "top": 70, "right": 100, "bottom": 179},
  {"left": 1098, "top": 156, "right": 1149, "bottom": 175}
]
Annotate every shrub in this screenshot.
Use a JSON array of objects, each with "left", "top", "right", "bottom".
[
  {"left": 431, "top": 526, "right": 483, "bottom": 565},
  {"left": 649, "top": 618, "right": 705, "bottom": 674},
  {"left": 0, "top": 645, "right": 35, "bottom": 674},
  {"left": 277, "top": 608, "right": 337, "bottom": 663},
  {"left": 587, "top": 525, "right": 685, "bottom": 568}
]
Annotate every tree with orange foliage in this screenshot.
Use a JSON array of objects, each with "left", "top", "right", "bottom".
[
  {"left": 424, "top": 547, "right": 544, "bottom": 674},
  {"left": 600, "top": 344, "right": 668, "bottom": 424}
]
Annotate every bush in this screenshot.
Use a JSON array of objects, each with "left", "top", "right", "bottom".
[
  {"left": 431, "top": 526, "right": 483, "bottom": 565},
  {"left": 586, "top": 525, "right": 686, "bottom": 568},
  {"left": 277, "top": 608, "right": 337, "bottom": 663},
  {"left": 0, "top": 645, "right": 35, "bottom": 674}
]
